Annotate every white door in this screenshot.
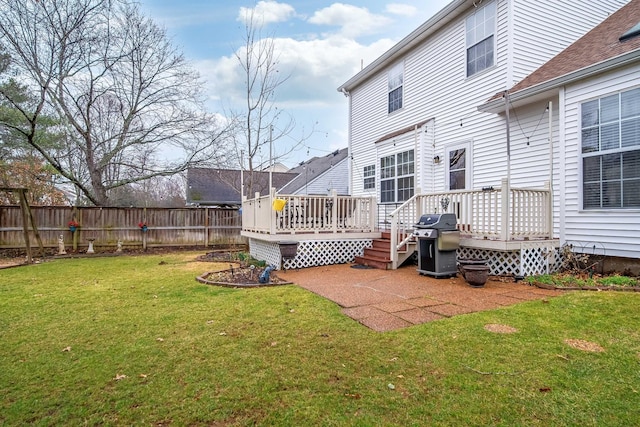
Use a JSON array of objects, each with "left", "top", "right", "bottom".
[{"left": 445, "top": 141, "right": 472, "bottom": 190}]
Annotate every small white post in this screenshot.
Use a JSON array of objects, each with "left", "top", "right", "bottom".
[
  {"left": 57, "top": 234, "right": 67, "bottom": 255},
  {"left": 500, "top": 177, "right": 510, "bottom": 241},
  {"left": 331, "top": 190, "right": 338, "bottom": 233},
  {"left": 87, "top": 238, "right": 95, "bottom": 254},
  {"left": 369, "top": 196, "right": 377, "bottom": 232},
  {"left": 269, "top": 187, "right": 276, "bottom": 235}
]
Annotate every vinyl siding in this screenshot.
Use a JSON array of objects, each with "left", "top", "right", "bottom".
[
  {"left": 347, "top": 0, "right": 629, "bottom": 207},
  {"left": 350, "top": 0, "right": 510, "bottom": 198},
  {"left": 511, "top": 0, "right": 629, "bottom": 86},
  {"left": 562, "top": 64, "right": 640, "bottom": 258},
  {"left": 290, "top": 159, "right": 349, "bottom": 196}
]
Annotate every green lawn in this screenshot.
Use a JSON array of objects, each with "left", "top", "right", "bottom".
[{"left": 1, "top": 252, "right": 639, "bottom": 426}]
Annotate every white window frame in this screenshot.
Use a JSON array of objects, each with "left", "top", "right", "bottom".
[
  {"left": 465, "top": 1, "right": 496, "bottom": 77},
  {"left": 444, "top": 141, "right": 472, "bottom": 191},
  {"left": 363, "top": 165, "right": 375, "bottom": 190},
  {"left": 580, "top": 87, "right": 640, "bottom": 209},
  {"left": 380, "top": 149, "right": 414, "bottom": 203},
  {"left": 387, "top": 62, "right": 404, "bottom": 114}
]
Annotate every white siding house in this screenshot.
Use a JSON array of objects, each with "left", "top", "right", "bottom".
[
  {"left": 280, "top": 148, "right": 349, "bottom": 196},
  {"left": 478, "top": 0, "right": 640, "bottom": 263},
  {"left": 339, "top": 0, "right": 627, "bottom": 203},
  {"left": 335, "top": 0, "right": 631, "bottom": 272},
  {"left": 242, "top": 0, "right": 637, "bottom": 273}
]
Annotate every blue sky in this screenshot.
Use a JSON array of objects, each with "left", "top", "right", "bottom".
[{"left": 139, "top": 0, "right": 452, "bottom": 168}]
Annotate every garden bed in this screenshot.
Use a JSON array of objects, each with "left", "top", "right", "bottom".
[
  {"left": 527, "top": 272, "right": 640, "bottom": 291},
  {"left": 196, "top": 266, "right": 293, "bottom": 288}
]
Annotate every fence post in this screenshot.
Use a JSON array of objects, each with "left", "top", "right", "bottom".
[
  {"left": 142, "top": 207, "right": 147, "bottom": 251},
  {"left": 73, "top": 207, "right": 79, "bottom": 251},
  {"left": 204, "top": 207, "right": 209, "bottom": 247}
]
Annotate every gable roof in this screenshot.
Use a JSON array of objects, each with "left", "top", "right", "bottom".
[
  {"left": 479, "top": 0, "right": 640, "bottom": 112},
  {"left": 279, "top": 148, "right": 349, "bottom": 194},
  {"left": 186, "top": 168, "right": 298, "bottom": 206}
]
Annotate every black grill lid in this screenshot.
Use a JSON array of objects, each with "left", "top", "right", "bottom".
[{"left": 415, "top": 213, "right": 457, "bottom": 230}]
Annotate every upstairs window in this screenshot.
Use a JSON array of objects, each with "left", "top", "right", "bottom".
[
  {"left": 380, "top": 150, "right": 414, "bottom": 203},
  {"left": 363, "top": 165, "right": 375, "bottom": 189},
  {"left": 388, "top": 63, "right": 403, "bottom": 113},
  {"left": 466, "top": 1, "right": 496, "bottom": 77},
  {"left": 581, "top": 88, "right": 640, "bottom": 209}
]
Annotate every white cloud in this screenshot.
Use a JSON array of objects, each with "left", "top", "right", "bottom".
[
  {"left": 385, "top": 3, "right": 418, "bottom": 17},
  {"left": 307, "top": 3, "right": 392, "bottom": 38},
  {"left": 237, "top": 1, "right": 296, "bottom": 25},
  {"left": 197, "top": 34, "right": 396, "bottom": 111}
]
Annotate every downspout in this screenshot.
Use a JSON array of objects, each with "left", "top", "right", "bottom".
[
  {"left": 432, "top": 121, "right": 437, "bottom": 193},
  {"left": 414, "top": 124, "right": 420, "bottom": 194},
  {"left": 342, "top": 88, "right": 352, "bottom": 196},
  {"left": 548, "top": 101, "right": 554, "bottom": 239},
  {"left": 558, "top": 88, "right": 566, "bottom": 244},
  {"left": 503, "top": 90, "right": 511, "bottom": 241}
]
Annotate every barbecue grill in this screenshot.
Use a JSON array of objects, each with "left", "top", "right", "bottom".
[{"left": 414, "top": 213, "right": 460, "bottom": 277}]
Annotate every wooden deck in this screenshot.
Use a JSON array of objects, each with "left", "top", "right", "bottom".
[{"left": 241, "top": 179, "right": 558, "bottom": 275}]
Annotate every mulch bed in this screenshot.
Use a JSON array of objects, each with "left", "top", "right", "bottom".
[
  {"left": 532, "top": 282, "right": 640, "bottom": 292},
  {"left": 196, "top": 266, "right": 293, "bottom": 288}
]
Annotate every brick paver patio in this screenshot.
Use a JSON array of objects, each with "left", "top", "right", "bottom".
[{"left": 279, "top": 264, "right": 563, "bottom": 332}]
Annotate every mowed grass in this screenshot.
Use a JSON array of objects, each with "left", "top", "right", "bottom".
[{"left": 1, "top": 252, "right": 639, "bottom": 426}]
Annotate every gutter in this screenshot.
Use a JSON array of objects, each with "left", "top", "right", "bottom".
[
  {"left": 478, "top": 49, "right": 640, "bottom": 114},
  {"left": 337, "top": 0, "right": 469, "bottom": 93}
]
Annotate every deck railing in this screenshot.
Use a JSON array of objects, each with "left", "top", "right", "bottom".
[
  {"left": 242, "top": 190, "right": 377, "bottom": 235},
  {"left": 388, "top": 178, "right": 552, "bottom": 268}
]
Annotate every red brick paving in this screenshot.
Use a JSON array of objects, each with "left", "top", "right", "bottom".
[
  {"left": 395, "top": 308, "right": 445, "bottom": 324},
  {"left": 279, "top": 264, "right": 564, "bottom": 332}
]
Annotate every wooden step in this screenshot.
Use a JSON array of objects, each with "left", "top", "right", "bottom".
[
  {"left": 354, "top": 233, "right": 416, "bottom": 270},
  {"left": 372, "top": 239, "right": 391, "bottom": 250},
  {"left": 354, "top": 237, "right": 392, "bottom": 269},
  {"left": 353, "top": 255, "right": 390, "bottom": 270},
  {"left": 364, "top": 247, "right": 390, "bottom": 259}
]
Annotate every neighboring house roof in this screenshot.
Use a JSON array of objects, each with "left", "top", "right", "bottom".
[
  {"left": 186, "top": 168, "right": 298, "bottom": 206},
  {"left": 262, "top": 162, "right": 289, "bottom": 173},
  {"left": 279, "top": 148, "right": 349, "bottom": 194},
  {"left": 479, "top": 0, "right": 640, "bottom": 112},
  {"left": 337, "top": 0, "right": 469, "bottom": 93}
]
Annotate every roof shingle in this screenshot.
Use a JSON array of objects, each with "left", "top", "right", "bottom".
[{"left": 506, "top": 0, "right": 640, "bottom": 97}]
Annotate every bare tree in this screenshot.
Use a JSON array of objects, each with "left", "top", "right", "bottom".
[
  {"left": 231, "top": 7, "right": 313, "bottom": 197},
  {"left": 108, "top": 174, "right": 186, "bottom": 207},
  {"left": 0, "top": 0, "right": 232, "bottom": 206}
]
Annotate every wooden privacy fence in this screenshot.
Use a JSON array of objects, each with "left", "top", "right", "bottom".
[{"left": 0, "top": 206, "right": 245, "bottom": 250}]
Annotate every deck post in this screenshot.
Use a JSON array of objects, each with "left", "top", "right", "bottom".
[
  {"left": 331, "top": 190, "right": 338, "bottom": 233},
  {"left": 545, "top": 180, "right": 553, "bottom": 238},
  {"left": 500, "top": 177, "right": 510, "bottom": 241},
  {"left": 390, "top": 211, "right": 398, "bottom": 269},
  {"left": 369, "top": 196, "right": 376, "bottom": 232},
  {"left": 254, "top": 192, "right": 260, "bottom": 235},
  {"left": 269, "top": 188, "right": 276, "bottom": 235}
]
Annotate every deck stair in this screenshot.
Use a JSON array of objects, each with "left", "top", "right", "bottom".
[{"left": 354, "top": 231, "right": 417, "bottom": 270}]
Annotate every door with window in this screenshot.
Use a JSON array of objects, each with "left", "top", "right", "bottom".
[{"left": 445, "top": 142, "right": 471, "bottom": 190}]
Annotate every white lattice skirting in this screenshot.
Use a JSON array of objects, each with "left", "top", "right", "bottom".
[
  {"left": 249, "top": 238, "right": 373, "bottom": 270},
  {"left": 458, "top": 241, "right": 560, "bottom": 276}
]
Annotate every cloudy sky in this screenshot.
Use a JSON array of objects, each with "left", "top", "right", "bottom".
[{"left": 140, "top": 0, "right": 452, "bottom": 168}]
